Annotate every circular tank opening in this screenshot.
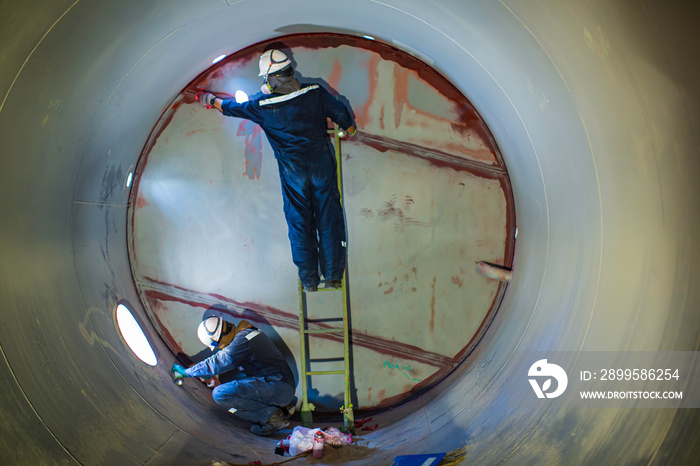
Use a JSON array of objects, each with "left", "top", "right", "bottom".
[{"left": 127, "top": 33, "right": 515, "bottom": 415}]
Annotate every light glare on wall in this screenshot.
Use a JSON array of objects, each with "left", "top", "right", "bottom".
[
  {"left": 116, "top": 304, "right": 157, "bottom": 366},
  {"left": 235, "top": 90, "right": 249, "bottom": 103}
]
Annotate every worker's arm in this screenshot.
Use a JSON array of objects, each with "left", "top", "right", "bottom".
[
  {"left": 198, "top": 90, "right": 259, "bottom": 121},
  {"left": 184, "top": 334, "right": 252, "bottom": 378},
  {"left": 319, "top": 87, "right": 356, "bottom": 136}
]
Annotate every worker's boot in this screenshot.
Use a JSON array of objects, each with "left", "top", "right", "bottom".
[
  {"left": 283, "top": 397, "right": 298, "bottom": 418},
  {"left": 324, "top": 280, "right": 341, "bottom": 289},
  {"left": 251, "top": 408, "right": 289, "bottom": 436}
]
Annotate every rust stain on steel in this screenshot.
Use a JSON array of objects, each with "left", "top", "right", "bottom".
[
  {"left": 141, "top": 278, "right": 457, "bottom": 370},
  {"left": 375, "top": 194, "right": 428, "bottom": 231}
]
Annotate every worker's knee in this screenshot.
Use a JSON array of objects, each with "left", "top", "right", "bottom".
[{"left": 212, "top": 382, "right": 240, "bottom": 407}]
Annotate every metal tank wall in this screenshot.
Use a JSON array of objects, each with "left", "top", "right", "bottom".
[{"left": 0, "top": 0, "right": 698, "bottom": 465}]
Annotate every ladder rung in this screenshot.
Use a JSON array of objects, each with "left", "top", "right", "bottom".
[
  {"left": 306, "top": 370, "right": 345, "bottom": 375},
  {"left": 305, "top": 328, "right": 343, "bottom": 334},
  {"left": 316, "top": 287, "right": 342, "bottom": 292},
  {"left": 310, "top": 358, "right": 344, "bottom": 363},
  {"left": 310, "top": 317, "right": 343, "bottom": 324}
]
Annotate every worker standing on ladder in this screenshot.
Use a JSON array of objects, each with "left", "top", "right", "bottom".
[
  {"left": 172, "top": 316, "right": 296, "bottom": 436},
  {"left": 197, "top": 48, "right": 356, "bottom": 292}
]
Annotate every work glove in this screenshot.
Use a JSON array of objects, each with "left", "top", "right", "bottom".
[
  {"left": 198, "top": 91, "right": 216, "bottom": 108},
  {"left": 171, "top": 363, "right": 188, "bottom": 378}
]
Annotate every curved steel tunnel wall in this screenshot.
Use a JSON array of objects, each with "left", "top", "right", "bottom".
[{"left": 1, "top": 0, "right": 698, "bottom": 465}]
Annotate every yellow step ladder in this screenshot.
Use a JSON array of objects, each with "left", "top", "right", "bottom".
[{"left": 297, "top": 124, "right": 354, "bottom": 431}]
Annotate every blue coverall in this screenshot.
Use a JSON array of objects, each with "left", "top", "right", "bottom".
[
  {"left": 220, "top": 84, "right": 355, "bottom": 289},
  {"left": 185, "top": 327, "right": 295, "bottom": 423}
]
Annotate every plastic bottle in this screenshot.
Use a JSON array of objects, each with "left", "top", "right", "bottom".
[{"left": 312, "top": 431, "right": 324, "bottom": 459}]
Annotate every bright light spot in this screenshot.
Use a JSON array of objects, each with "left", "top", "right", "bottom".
[
  {"left": 515, "top": 226, "right": 519, "bottom": 239},
  {"left": 126, "top": 172, "right": 133, "bottom": 188},
  {"left": 235, "top": 90, "right": 249, "bottom": 103},
  {"left": 363, "top": 35, "right": 375, "bottom": 40},
  {"left": 212, "top": 54, "right": 227, "bottom": 64},
  {"left": 116, "top": 304, "right": 157, "bottom": 366}
]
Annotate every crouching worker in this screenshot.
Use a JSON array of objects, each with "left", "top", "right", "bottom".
[{"left": 172, "top": 316, "right": 296, "bottom": 436}]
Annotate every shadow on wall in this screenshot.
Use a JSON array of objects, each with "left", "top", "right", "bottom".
[{"left": 185, "top": 305, "right": 300, "bottom": 388}]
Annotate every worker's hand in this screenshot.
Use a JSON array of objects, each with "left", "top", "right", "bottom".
[
  {"left": 198, "top": 90, "right": 216, "bottom": 108},
  {"left": 346, "top": 125, "right": 357, "bottom": 138},
  {"left": 199, "top": 377, "right": 219, "bottom": 388},
  {"left": 171, "top": 363, "right": 188, "bottom": 378}
]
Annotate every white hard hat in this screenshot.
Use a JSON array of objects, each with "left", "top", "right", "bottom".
[
  {"left": 258, "top": 49, "right": 292, "bottom": 77},
  {"left": 197, "top": 316, "right": 224, "bottom": 350}
]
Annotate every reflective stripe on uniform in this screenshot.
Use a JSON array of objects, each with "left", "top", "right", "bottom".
[
  {"left": 259, "top": 85, "right": 319, "bottom": 106},
  {"left": 245, "top": 330, "right": 261, "bottom": 340}
]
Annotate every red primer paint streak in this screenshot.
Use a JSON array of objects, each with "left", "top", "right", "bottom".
[
  {"left": 355, "top": 132, "right": 505, "bottom": 180},
  {"left": 451, "top": 276, "right": 464, "bottom": 288},
  {"left": 357, "top": 54, "right": 380, "bottom": 129},
  {"left": 136, "top": 196, "right": 149, "bottom": 208},
  {"left": 393, "top": 66, "right": 409, "bottom": 129},
  {"left": 327, "top": 58, "right": 343, "bottom": 90},
  {"left": 140, "top": 278, "right": 454, "bottom": 369},
  {"left": 237, "top": 120, "right": 264, "bottom": 180}
]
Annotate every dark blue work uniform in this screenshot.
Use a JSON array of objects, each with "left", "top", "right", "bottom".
[
  {"left": 220, "top": 84, "right": 355, "bottom": 288},
  {"left": 185, "top": 327, "right": 295, "bottom": 423}
]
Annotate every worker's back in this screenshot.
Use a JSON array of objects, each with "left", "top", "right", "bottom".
[{"left": 221, "top": 84, "right": 353, "bottom": 169}]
